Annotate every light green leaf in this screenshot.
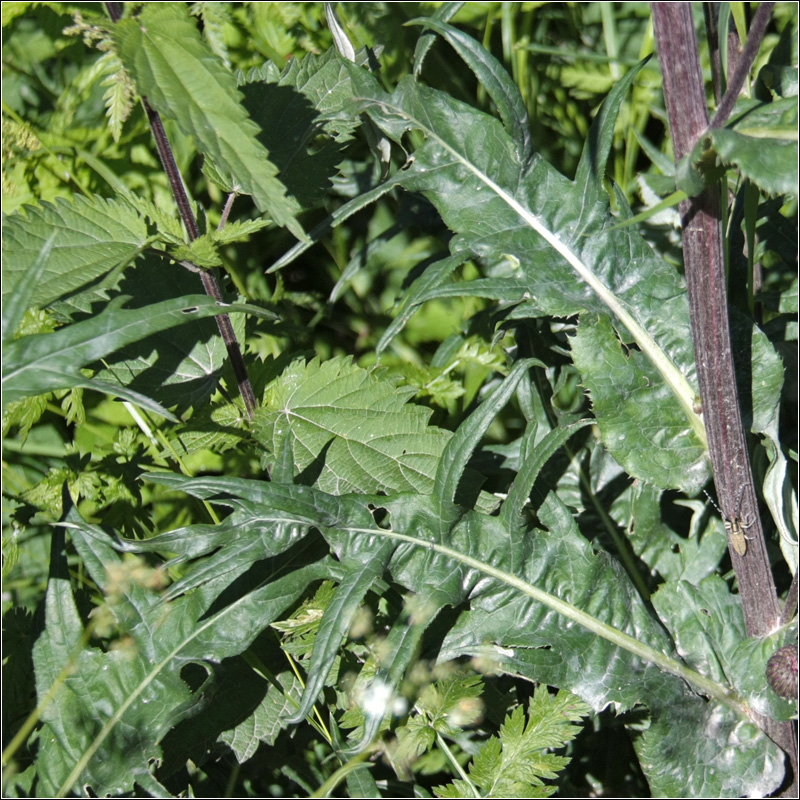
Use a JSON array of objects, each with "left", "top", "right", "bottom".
[
  {"left": 435, "top": 691, "right": 589, "bottom": 798},
  {"left": 253, "top": 357, "right": 453, "bottom": 498},
  {"left": 2, "top": 195, "right": 150, "bottom": 312},
  {"left": 192, "top": 1, "right": 233, "bottom": 69},
  {"left": 169, "top": 233, "right": 222, "bottom": 268},
  {"left": 434, "top": 360, "right": 537, "bottom": 515},
  {"left": 113, "top": 4, "right": 305, "bottom": 239},
  {"left": 99, "top": 53, "right": 136, "bottom": 142},
  {"left": 211, "top": 217, "right": 273, "bottom": 244}
]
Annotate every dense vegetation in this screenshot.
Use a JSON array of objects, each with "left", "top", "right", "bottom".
[{"left": 2, "top": 3, "right": 797, "bottom": 797}]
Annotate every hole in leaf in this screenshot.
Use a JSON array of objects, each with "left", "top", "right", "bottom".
[
  {"left": 369, "top": 505, "right": 391, "bottom": 529},
  {"left": 180, "top": 662, "right": 210, "bottom": 693}
]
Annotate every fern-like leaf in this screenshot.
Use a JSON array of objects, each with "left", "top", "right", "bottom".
[{"left": 435, "top": 689, "right": 589, "bottom": 798}]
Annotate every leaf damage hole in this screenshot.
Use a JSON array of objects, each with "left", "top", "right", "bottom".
[
  {"left": 180, "top": 662, "right": 211, "bottom": 693},
  {"left": 368, "top": 503, "right": 391, "bottom": 530}
]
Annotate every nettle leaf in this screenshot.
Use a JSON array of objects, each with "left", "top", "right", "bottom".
[
  {"left": 348, "top": 40, "right": 712, "bottom": 492},
  {"left": 1, "top": 194, "right": 150, "bottom": 313},
  {"left": 113, "top": 3, "right": 305, "bottom": 240},
  {"left": 252, "top": 357, "right": 491, "bottom": 508},
  {"left": 239, "top": 47, "right": 365, "bottom": 211},
  {"left": 168, "top": 233, "right": 222, "bottom": 268}
]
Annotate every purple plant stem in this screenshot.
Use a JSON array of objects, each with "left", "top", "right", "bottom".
[
  {"left": 105, "top": 2, "right": 256, "bottom": 419},
  {"left": 652, "top": 3, "right": 795, "bottom": 781}
]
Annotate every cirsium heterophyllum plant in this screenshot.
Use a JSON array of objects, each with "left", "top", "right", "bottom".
[{"left": 2, "top": 3, "right": 796, "bottom": 798}]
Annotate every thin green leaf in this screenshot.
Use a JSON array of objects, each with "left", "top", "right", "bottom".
[
  {"left": 500, "top": 418, "right": 594, "bottom": 526},
  {"left": 573, "top": 57, "right": 649, "bottom": 199},
  {"left": 409, "top": 17, "right": 533, "bottom": 162},
  {"left": 267, "top": 174, "right": 403, "bottom": 274},
  {"left": 434, "top": 360, "right": 538, "bottom": 516},
  {"left": 285, "top": 539, "right": 395, "bottom": 724},
  {"left": 377, "top": 250, "right": 472, "bottom": 355},
  {"left": 2, "top": 295, "right": 260, "bottom": 417},
  {"left": 2, "top": 231, "right": 55, "bottom": 342},
  {"left": 412, "top": 3, "right": 465, "bottom": 77}
]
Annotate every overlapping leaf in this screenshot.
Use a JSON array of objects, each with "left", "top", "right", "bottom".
[
  {"left": 36, "top": 506, "right": 333, "bottom": 797},
  {"left": 113, "top": 4, "right": 304, "bottom": 239},
  {"left": 252, "top": 357, "right": 485, "bottom": 503},
  {"left": 2, "top": 295, "right": 259, "bottom": 418},
  {"left": 1, "top": 194, "right": 150, "bottom": 313},
  {"left": 140, "top": 366, "right": 779, "bottom": 796},
  {"left": 239, "top": 47, "right": 365, "bottom": 210},
  {"left": 339, "top": 31, "right": 711, "bottom": 491},
  {"left": 35, "top": 363, "right": 784, "bottom": 797}
]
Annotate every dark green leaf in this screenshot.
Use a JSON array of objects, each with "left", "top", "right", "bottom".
[
  {"left": 351, "top": 71, "right": 708, "bottom": 490},
  {"left": 132, "top": 470, "right": 782, "bottom": 797},
  {"left": 2, "top": 295, "right": 261, "bottom": 419}
]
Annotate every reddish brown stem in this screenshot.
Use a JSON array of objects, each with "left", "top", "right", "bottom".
[
  {"left": 652, "top": 3, "right": 795, "bottom": 783},
  {"left": 105, "top": 2, "right": 256, "bottom": 419}
]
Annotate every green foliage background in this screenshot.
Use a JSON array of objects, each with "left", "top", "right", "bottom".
[{"left": 2, "top": 3, "right": 797, "bottom": 798}]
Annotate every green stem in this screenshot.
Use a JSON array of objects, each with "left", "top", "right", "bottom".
[{"left": 436, "top": 731, "right": 481, "bottom": 797}]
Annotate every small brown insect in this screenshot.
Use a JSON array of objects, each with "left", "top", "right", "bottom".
[
  {"left": 723, "top": 514, "right": 751, "bottom": 556},
  {"left": 705, "top": 487, "right": 754, "bottom": 556}
]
